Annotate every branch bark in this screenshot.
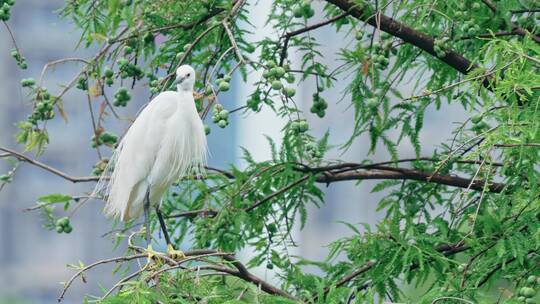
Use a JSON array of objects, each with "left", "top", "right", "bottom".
[{"left": 316, "top": 165, "right": 505, "bottom": 193}]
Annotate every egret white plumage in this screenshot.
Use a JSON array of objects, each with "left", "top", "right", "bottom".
[{"left": 94, "top": 65, "right": 207, "bottom": 256}]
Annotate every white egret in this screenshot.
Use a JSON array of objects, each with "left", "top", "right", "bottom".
[{"left": 94, "top": 65, "right": 207, "bottom": 257}]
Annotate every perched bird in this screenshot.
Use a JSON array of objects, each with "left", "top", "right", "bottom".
[{"left": 94, "top": 65, "right": 207, "bottom": 256}]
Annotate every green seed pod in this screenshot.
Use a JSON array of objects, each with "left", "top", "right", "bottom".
[
  {"left": 271, "top": 80, "right": 283, "bottom": 90},
  {"left": 105, "top": 78, "right": 114, "bottom": 86},
  {"left": 57, "top": 217, "right": 70, "bottom": 227},
  {"left": 117, "top": 58, "right": 128, "bottom": 66},
  {"left": 218, "top": 119, "right": 227, "bottom": 128},
  {"left": 219, "top": 109, "right": 229, "bottom": 120},
  {"left": 212, "top": 114, "right": 220, "bottom": 123},
  {"left": 124, "top": 46, "right": 133, "bottom": 55},
  {"left": 293, "top": 6, "right": 303, "bottom": 18},
  {"left": 176, "top": 52, "right": 185, "bottom": 60},
  {"left": 204, "top": 124, "right": 211, "bottom": 135},
  {"left": 304, "top": 6, "right": 315, "bottom": 18},
  {"left": 267, "top": 60, "right": 277, "bottom": 68},
  {"left": 21, "top": 78, "right": 35, "bottom": 87},
  {"left": 471, "top": 115, "right": 482, "bottom": 124},
  {"left": 56, "top": 225, "right": 64, "bottom": 233},
  {"left": 100, "top": 132, "right": 118, "bottom": 144},
  {"left": 286, "top": 74, "right": 295, "bottom": 84},
  {"left": 520, "top": 287, "right": 536, "bottom": 298},
  {"left": 223, "top": 75, "right": 232, "bottom": 82},
  {"left": 282, "top": 87, "right": 296, "bottom": 97},
  {"left": 274, "top": 67, "right": 286, "bottom": 78},
  {"left": 527, "top": 276, "right": 537, "bottom": 285},
  {"left": 183, "top": 43, "right": 192, "bottom": 51},
  {"left": 44, "top": 110, "right": 55, "bottom": 120},
  {"left": 292, "top": 121, "right": 301, "bottom": 131},
  {"left": 214, "top": 104, "right": 223, "bottom": 112},
  {"left": 355, "top": 30, "right": 364, "bottom": 40},
  {"left": 298, "top": 121, "right": 309, "bottom": 132},
  {"left": 218, "top": 81, "right": 230, "bottom": 92},
  {"left": 104, "top": 67, "right": 114, "bottom": 78},
  {"left": 63, "top": 225, "right": 73, "bottom": 234}
]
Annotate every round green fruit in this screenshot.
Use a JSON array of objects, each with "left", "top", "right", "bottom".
[
  {"left": 520, "top": 287, "right": 536, "bottom": 298},
  {"left": 63, "top": 225, "right": 73, "bottom": 234},
  {"left": 298, "top": 121, "right": 309, "bottom": 132},
  {"left": 218, "top": 81, "right": 230, "bottom": 92},
  {"left": 293, "top": 7, "right": 303, "bottom": 18},
  {"left": 283, "top": 87, "right": 296, "bottom": 97},
  {"left": 218, "top": 119, "right": 227, "bottom": 128},
  {"left": 104, "top": 67, "right": 114, "bottom": 78},
  {"left": 274, "top": 67, "right": 286, "bottom": 78},
  {"left": 219, "top": 109, "right": 229, "bottom": 119},
  {"left": 271, "top": 80, "right": 283, "bottom": 90},
  {"left": 57, "top": 217, "right": 70, "bottom": 227}
]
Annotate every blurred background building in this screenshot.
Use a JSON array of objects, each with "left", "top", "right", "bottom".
[{"left": 0, "top": 1, "right": 467, "bottom": 303}]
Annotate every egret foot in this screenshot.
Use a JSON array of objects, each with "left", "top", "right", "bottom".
[
  {"left": 167, "top": 244, "right": 186, "bottom": 260},
  {"left": 144, "top": 244, "right": 162, "bottom": 265}
]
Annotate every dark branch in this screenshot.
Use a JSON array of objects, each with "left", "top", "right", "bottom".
[
  {"left": 316, "top": 165, "right": 505, "bottom": 193},
  {"left": 279, "top": 12, "right": 349, "bottom": 65}
]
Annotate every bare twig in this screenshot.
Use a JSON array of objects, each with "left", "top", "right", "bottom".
[{"left": 0, "top": 146, "right": 100, "bottom": 183}]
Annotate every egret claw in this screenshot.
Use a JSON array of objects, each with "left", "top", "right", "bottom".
[
  {"left": 167, "top": 244, "right": 186, "bottom": 260},
  {"left": 144, "top": 244, "right": 162, "bottom": 265}
]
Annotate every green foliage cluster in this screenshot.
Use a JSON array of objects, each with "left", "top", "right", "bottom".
[{"left": 1, "top": 0, "right": 539, "bottom": 303}]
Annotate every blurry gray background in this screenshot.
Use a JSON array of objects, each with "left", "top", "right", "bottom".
[{"left": 0, "top": 1, "right": 466, "bottom": 303}]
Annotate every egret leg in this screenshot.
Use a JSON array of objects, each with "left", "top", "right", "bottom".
[
  {"left": 156, "top": 206, "right": 185, "bottom": 260},
  {"left": 143, "top": 188, "right": 159, "bottom": 263},
  {"left": 143, "top": 189, "right": 151, "bottom": 246}
]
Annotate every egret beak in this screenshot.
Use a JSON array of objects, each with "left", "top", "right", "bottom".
[{"left": 173, "top": 75, "right": 186, "bottom": 85}]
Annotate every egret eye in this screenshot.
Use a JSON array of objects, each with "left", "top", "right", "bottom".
[{"left": 187, "top": 73, "right": 191, "bottom": 77}]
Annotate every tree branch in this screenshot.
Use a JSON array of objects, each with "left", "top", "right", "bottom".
[
  {"left": 0, "top": 146, "right": 100, "bottom": 183},
  {"left": 316, "top": 165, "right": 505, "bottom": 193},
  {"left": 279, "top": 12, "right": 349, "bottom": 64}
]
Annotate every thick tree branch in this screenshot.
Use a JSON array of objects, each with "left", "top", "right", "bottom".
[{"left": 316, "top": 165, "right": 505, "bottom": 193}]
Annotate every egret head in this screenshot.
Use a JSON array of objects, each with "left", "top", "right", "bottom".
[{"left": 174, "top": 65, "right": 196, "bottom": 91}]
